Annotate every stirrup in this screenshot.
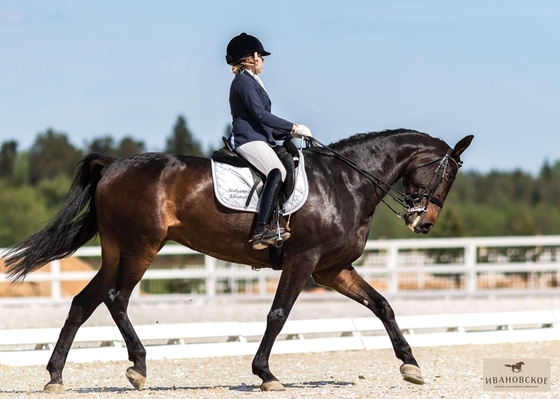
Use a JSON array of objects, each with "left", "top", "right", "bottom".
[
  {"left": 263, "top": 227, "right": 291, "bottom": 245},
  {"left": 251, "top": 227, "right": 290, "bottom": 250},
  {"left": 251, "top": 227, "right": 277, "bottom": 250},
  {"left": 278, "top": 228, "right": 291, "bottom": 241}
]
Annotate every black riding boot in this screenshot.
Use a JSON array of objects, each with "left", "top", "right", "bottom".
[{"left": 252, "top": 168, "right": 289, "bottom": 250}]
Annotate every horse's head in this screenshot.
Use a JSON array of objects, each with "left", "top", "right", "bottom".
[{"left": 402, "top": 135, "right": 473, "bottom": 234}]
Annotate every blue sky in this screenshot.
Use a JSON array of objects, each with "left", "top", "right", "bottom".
[{"left": 1, "top": 1, "right": 559, "bottom": 175}]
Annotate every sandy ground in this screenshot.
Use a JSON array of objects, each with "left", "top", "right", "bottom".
[
  {"left": 0, "top": 295, "right": 558, "bottom": 398},
  {"left": 0, "top": 342, "right": 557, "bottom": 399}
]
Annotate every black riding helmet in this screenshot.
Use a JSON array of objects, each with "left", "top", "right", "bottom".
[{"left": 225, "top": 33, "right": 271, "bottom": 65}]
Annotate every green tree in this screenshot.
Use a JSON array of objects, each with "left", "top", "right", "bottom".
[
  {"left": 0, "top": 140, "right": 18, "bottom": 181},
  {"left": 165, "top": 115, "right": 204, "bottom": 157},
  {"left": 0, "top": 182, "right": 51, "bottom": 246},
  {"left": 536, "top": 160, "right": 560, "bottom": 205},
  {"left": 431, "top": 206, "right": 466, "bottom": 237},
  {"left": 506, "top": 210, "right": 537, "bottom": 236},
  {"left": 38, "top": 175, "right": 72, "bottom": 212},
  {"left": 13, "top": 151, "right": 31, "bottom": 185},
  {"left": 29, "top": 129, "right": 82, "bottom": 184},
  {"left": 368, "top": 204, "right": 410, "bottom": 240},
  {"left": 117, "top": 137, "right": 145, "bottom": 158},
  {"left": 87, "top": 136, "right": 145, "bottom": 158},
  {"left": 87, "top": 136, "right": 115, "bottom": 155}
]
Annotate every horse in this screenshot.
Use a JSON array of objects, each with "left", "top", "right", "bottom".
[
  {"left": 505, "top": 362, "right": 525, "bottom": 373},
  {"left": 3, "top": 129, "right": 473, "bottom": 393}
]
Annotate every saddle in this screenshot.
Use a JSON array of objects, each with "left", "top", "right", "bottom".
[{"left": 211, "top": 138, "right": 304, "bottom": 211}]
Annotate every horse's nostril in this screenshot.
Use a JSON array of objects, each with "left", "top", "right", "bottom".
[{"left": 421, "top": 223, "right": 433, "bottom": 233}]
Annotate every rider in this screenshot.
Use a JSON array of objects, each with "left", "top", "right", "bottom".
[{"left": 225, "top": 32, "right": 312, "bottom": 250}]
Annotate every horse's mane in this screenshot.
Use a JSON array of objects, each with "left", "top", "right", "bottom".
[{"left": 328, "top": 128, "right": 447, "bottom": 149}]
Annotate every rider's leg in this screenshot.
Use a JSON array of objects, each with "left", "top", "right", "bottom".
[
  {"left": 252, "top": 168, "right": 283, "bottom": 249},
  {"left": 235, "top": 141, "right": 289, "bottom": 249},
  {"left": 234, "top": 141, "right": 287, "bottom": 181}
]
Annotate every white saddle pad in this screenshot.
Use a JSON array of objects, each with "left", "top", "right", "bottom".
[{"left": 211, "top": 151, "right": 308, "bottom": 214}]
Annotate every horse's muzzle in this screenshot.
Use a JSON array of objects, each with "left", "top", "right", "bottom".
[{"left": 404, "top": 205, "right": 440, "bottom": 234}]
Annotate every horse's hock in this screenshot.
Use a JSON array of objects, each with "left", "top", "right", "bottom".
[{"left": 0, "top": 257, "right": 93, "bottom": 297}]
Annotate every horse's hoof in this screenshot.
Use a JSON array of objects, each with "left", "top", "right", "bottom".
[
  {"left": 400, "top": 364, "right": 425, "bottom": 385},
  {"left": 126, "top": 367, "right": 146, "bottom": 391},
  {"left": 260, "top": 380, "right": 285, "bottom": 391},
  {"left": 44, "top": 383, "right": 65, "bottom": 394}
]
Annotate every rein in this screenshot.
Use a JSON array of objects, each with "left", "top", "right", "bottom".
[{"left": 305, "top": 137, "right": 459, "bottom": 219}]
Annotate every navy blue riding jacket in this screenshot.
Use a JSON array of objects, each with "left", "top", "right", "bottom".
[{"left": 228, "top": 70, "right": 293, "bottom": 149}]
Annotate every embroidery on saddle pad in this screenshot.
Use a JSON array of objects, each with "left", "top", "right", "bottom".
[{"left": 211, "top": 151, "right": 308, "bottom": 214}]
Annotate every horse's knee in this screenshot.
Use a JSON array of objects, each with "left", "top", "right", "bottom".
[
  {"left": 267, "top": 308, "right": 288, "bottom": 325},
  {"left": 373, "top": 296, "right": 396, "bottom": 321},
  {"left": 105, "top": 288, "right": 130, "bottom": 310}
]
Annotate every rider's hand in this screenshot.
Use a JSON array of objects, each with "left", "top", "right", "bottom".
[{"left": 292, "top": 124, "right": 312, "bottom": 138}]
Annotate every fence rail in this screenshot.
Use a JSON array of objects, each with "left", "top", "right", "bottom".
[
  {"left": 1, "top": 235, "right": 559, "bottom": 302},
  {"left": 1, "top": 309, "right": 559, "bottom": 366}
]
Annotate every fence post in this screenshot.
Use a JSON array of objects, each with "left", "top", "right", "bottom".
[
  {"left": 50, "top": 260, "right": 62, "bottom": 300},
  {"left": 464, "top": 242, "right": 477, "bottom": 294},
  {"left": 205, "top": 255, "right": 217, "bottom": 297},
  {"left": 387, "top": 244, "right": 398, "bottom": 294},
  {"left": 258, "top": 272, "right": 268, "bottom": 295}
]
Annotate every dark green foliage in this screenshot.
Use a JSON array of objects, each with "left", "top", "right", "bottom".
[
  {"left": 3, "top": 153, "right": 111, "bottom": 281},
  {"left": 29, "top": 129, "right": 83, "bottom": 184},
  {"left": 430, "top": 207, "right": 467, "bottom": 238},
  {"left": 369, "top": 163, "right": 560, "bottom": 239},
  {"left": 87, "top": 136, "right": 115, "bottom": 155},
  {"left": 3, "top": 117, "right": 560, "bottom": 247},
  {"left": 87, "top": 136, "right": 145, "bottom": 158},
  {"left": 38, "top": 175, "right": 73, "bottom": 211},
  {"left": 0, "top": 141, "right": 18, "bottom": 180},
  {"left": 0, "top": 181, "right": 52, "bottom": 246},
  {"left": 117, "top": 137, "right": 145, "bottom": 158},
  {"left": 165, "top": 115, "right": 204, "bottom": 157}
]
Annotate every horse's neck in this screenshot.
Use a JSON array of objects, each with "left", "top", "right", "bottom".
[{"left": 335, "top": 134, "right": 413, "bottom": 186}]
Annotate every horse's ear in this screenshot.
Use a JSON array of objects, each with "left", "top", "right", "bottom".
[{"left": 452, "top": 135, "right": 474, "bottom": 160}]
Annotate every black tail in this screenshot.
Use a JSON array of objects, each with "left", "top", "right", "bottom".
[{"left": 3, "top": 153, "right": 115, "bottom": 282}]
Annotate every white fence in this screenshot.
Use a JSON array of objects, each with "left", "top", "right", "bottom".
[
  {"left": 1, "top": 309, "right": 559, "bottom": 366},
  {"left": 1, "top": 235, "right": 560, "bottom": 302}
]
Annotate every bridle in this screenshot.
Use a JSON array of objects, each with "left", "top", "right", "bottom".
[
  {"left": 401, "top": 147, "right": 460, "bottom": 213},
  {"left": 305, "top": 137, "right": 461, "bottom": 219}
]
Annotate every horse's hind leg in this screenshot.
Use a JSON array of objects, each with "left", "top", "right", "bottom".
[
  {"left": 252, "top": 259, "right": 317, "bottom": 391},
  {"left": 44, "top": 247, "right": 120, "bottom": 393},
  {"left": 313, "top": 266, "right": 425, "bottom": 385},
  {"left": 103, "top": 252, "right": 156, "bottom": 391}
]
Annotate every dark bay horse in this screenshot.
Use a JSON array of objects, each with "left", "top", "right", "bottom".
[{"left": 4, "top": 129, "right": 473, "bottom": 393}]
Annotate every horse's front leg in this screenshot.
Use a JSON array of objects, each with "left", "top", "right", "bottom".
[
  {"left": 252, "top": 258, "right": 316, "bottom": 391},
  {"left": 313, "top": 265, "right": 425, "bottom": 385}
]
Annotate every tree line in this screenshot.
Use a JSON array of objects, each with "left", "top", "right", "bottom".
[
  {"left": 2, "top": 116, "right": 560, "bottom": 246},
  {"left": 369, "top": 162, "right": 560, "bottom": 240},
  {"left": 0, "top": 115, "right": 209, "bottom": 246}
]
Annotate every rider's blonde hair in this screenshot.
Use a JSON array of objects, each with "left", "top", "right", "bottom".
[{"left": 232, "top": 52, "right": 258, "bottom": 75}]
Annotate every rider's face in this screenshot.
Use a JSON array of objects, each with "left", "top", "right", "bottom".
[{"left": 253, "top": 54, "right": 264, "bottom": 74}]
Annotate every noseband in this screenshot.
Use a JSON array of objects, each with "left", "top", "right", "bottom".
[{"left": 306, "top": 137, "right": 461, "bottom": 219}]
